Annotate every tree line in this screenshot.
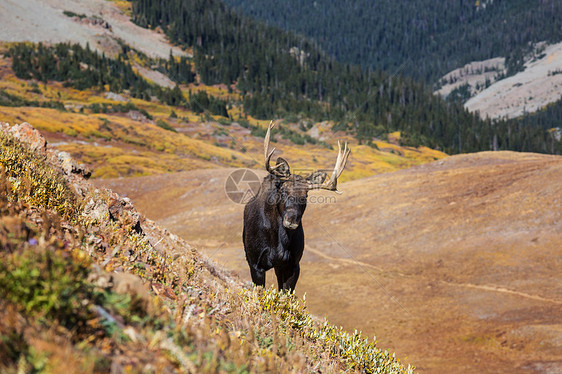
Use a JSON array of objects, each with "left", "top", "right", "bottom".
[
  {"left": 223, "top": 0, "right": 562, "bottom": 84},
  {"left": 6, "top": 43, "right": 226, "bottom": 116}
]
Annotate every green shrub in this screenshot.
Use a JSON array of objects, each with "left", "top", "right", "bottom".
[
  {"left": 0, "top": 246, "right": 93, "bottom": 328},
  {"left": 156, "top": 119, "right": 177, "bottom": 132}
]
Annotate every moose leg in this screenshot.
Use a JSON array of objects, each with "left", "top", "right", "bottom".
[
  {"left": 280, "top": 264, "right": 300, "bottom": 292},
  {"left": 274, "top": 267, "right": 286, "bottom": 291},
  {"left": 250, "top": 266, "right": 266, "bottom": 287}
]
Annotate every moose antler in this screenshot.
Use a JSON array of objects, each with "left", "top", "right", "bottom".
[
  {"left": 264, "top": 121, "right": 288, "bottom": 177},
  {"left": 316, "top": 140, "right": 351, "bottom": 193},
  {"left": 264, "top": 120, "right": 350, "bottom": 188}
]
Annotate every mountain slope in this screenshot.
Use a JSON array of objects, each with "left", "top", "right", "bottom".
[
  {"left": 223, "top": 0, "right": 562, "bottom": 83},
  {"left": 464, "top": 42, "right": 562, "bottom": 119},
  {"left": 436, "top": 41, "right": 562, "bottom": 120},
  {"left": 0, "top": 39, "right": 448, "bottom": 181},
  {"left": 226, "top": 0, "right": 562, "bottom": 129},
  {"left": 100, "top": 152, "right": 562, "bottom": 373},
  {"left": 0, "top": 0, "right": 187, "bottom": 60},
  {"left": 131, "top": 0, "right": 562, "bottom": 155},
  {"left": 1, "top": 0, "right": 560, "bottom": 157}
]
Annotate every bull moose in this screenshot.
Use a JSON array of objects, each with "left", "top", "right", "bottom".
[{"left": 243, "top": 121, "right": 350, "bottom": 291}]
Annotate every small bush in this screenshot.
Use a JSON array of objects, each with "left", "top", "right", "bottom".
[
  {"left": 63, "top": 10, "right": 87, "bottom": 19},
  {"left": 156, "top": 119, "right": 177, "bottom": 132},
  {"left": 0, "top": 246, "right": 93, "bottom": 329}
]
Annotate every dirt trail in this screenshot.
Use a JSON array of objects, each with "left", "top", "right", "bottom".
[
  {"left": 309, "top": 244, "right": 562, "bottom": 305},
  {"left": 443, "top": 282, "right": 562, "bottom": 305},
  {"left": 306, "top": 244, "right": 409, "bottom": 276},
  {"left": 99, "top": 151, "right": 562, "bottom": 374}
]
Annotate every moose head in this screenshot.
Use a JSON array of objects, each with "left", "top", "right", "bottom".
[
  {"left": 243, "top": 121, "right": 350, "bottom": 291},
  {"left": 263, "top": 121, "right": 350, "bottom": 229}
]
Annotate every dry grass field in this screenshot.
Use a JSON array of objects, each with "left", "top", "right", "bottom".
[{"left": 99, "top": 151, "right": 562, "bottom": 373}]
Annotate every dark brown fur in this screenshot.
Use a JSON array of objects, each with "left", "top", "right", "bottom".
[
  {"left": 243, "top": 159, "right": 324, "bottom": 291},
  {"left": 243, "top": 122, "right": 350, "bottom": 291}
]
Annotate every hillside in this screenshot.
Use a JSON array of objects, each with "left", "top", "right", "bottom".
[
  {"left": 222, "top": 0, "right": 562, "bottom": 83},
  {"left": 0, "top": 39, "right": 448, "bottom": 180},
  {"left": 0, "top": 0, "right": 456, "bottom": 181},
  {"left": 1, "top": 1, "right": 561, "bottom": 372},
  {"left": 0, "top": 122, "right": 413, "bottom": 373},
  {"left": 0, "top": 0, "right": 187, "bottom": 60},
  {"left": 437, "top": 41, "right": 562, "bottom": 120},
  {"left": 101, "top": 152, "right": 562, "bottom": 373},
  {"left": 465, "top": 41, "right": 562, "bottom": 119},
  {"left": 223, "top": 0, "right": 562, "bottom": 138}
]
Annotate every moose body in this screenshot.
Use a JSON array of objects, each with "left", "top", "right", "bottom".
[
  {"left": 242, "top": 121, "right": 350, "bottom": 291},
  {"left": 243, "top": 175, "right": 305, "bottom": 290}
]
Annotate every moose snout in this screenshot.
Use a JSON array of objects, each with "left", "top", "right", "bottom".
[
  {"left": 282, "top": 211, "right": 300, "bottom": 230},
  {"left": 283, "top": 218, "right": 299, "bottom": 230}
]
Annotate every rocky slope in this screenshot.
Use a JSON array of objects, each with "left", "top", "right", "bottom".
[
  {"left": 0, "top": 0, "right": 187, "bottom": 59},
  {"left": 437, "top": 41, "right": 562, "bottom": 119}
]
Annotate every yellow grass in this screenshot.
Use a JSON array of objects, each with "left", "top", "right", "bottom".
[
  {"left": 104, "top": 0, "right": 132, "bottom": 16},
  {"left": 0, "top": 50, "right": 446, "bottom": 180},
  {"left": 0, "top": 106, "right": 257, "bottom": 177},
  {"left": 188, "top": 83, "right": 241, "bottom": 101}
]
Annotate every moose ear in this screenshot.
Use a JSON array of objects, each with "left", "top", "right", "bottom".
[
  {"left": 275, "top": 157, "right": 291, "bottom": 177},
  {"left": 306, "top": 170, "right": 327, "bottom": 186}
]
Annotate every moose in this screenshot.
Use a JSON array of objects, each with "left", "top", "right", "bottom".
[{"left": 243, "top": 121, "right": 350, "bottom": 291}]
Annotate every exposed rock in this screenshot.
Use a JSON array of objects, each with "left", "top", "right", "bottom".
[
  {"left": 108, "top": 193, "right": 143, "bottom": 234},
  {"left": 105, "top": 92, "right": 127, "bottom": 102},
  {"left": 73, "top": 15, "right": 112, "bottom": 31},
  {"left": 87, "top": 265, "right": 113, "bottom": 288},
  {"left": 1, "top": 122, "right": 91, "bottom": 181},
  {"left": 111, "top": 272, "right": 153, "bottom": 314},
  {"left": 57, "top": 151, "right": 92, "bottom": 179},
  {"left": 127, "top": 110, "right": 148, "bottom": 122},
  {"left": 81, "top": 185, "right": 143, "bottom": 236},
  {"left": 308, "top": 125, "right": 320, "bottom": 139},
  {"left": 6, "top": 122, "right": 47, "bottom": 154},
  {"left": 81, "top": 166, "right": 92, "bottom": 179},
  {"left": 87, "top": 265, "right": 152, "bottom": 315},
  {"left": 82, "top": 189, "right": 110, "bottom": 222}
]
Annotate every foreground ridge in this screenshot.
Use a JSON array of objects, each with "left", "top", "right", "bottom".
[{"left": 0, "top": 121, "right": 412, "bottom": 373}]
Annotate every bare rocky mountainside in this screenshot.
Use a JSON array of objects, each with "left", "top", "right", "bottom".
[
  {"left": 0, "top": 0, "right": 187, "bottom": 59},
  {"left": 102, "top": 151, "right": 562, "bottom": 373},
  {"left": 0, "top": 0, "right": 187, "bottom": 87},
  {"left": 437, "top": 41, "right": 562, "bottom": 119}
]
